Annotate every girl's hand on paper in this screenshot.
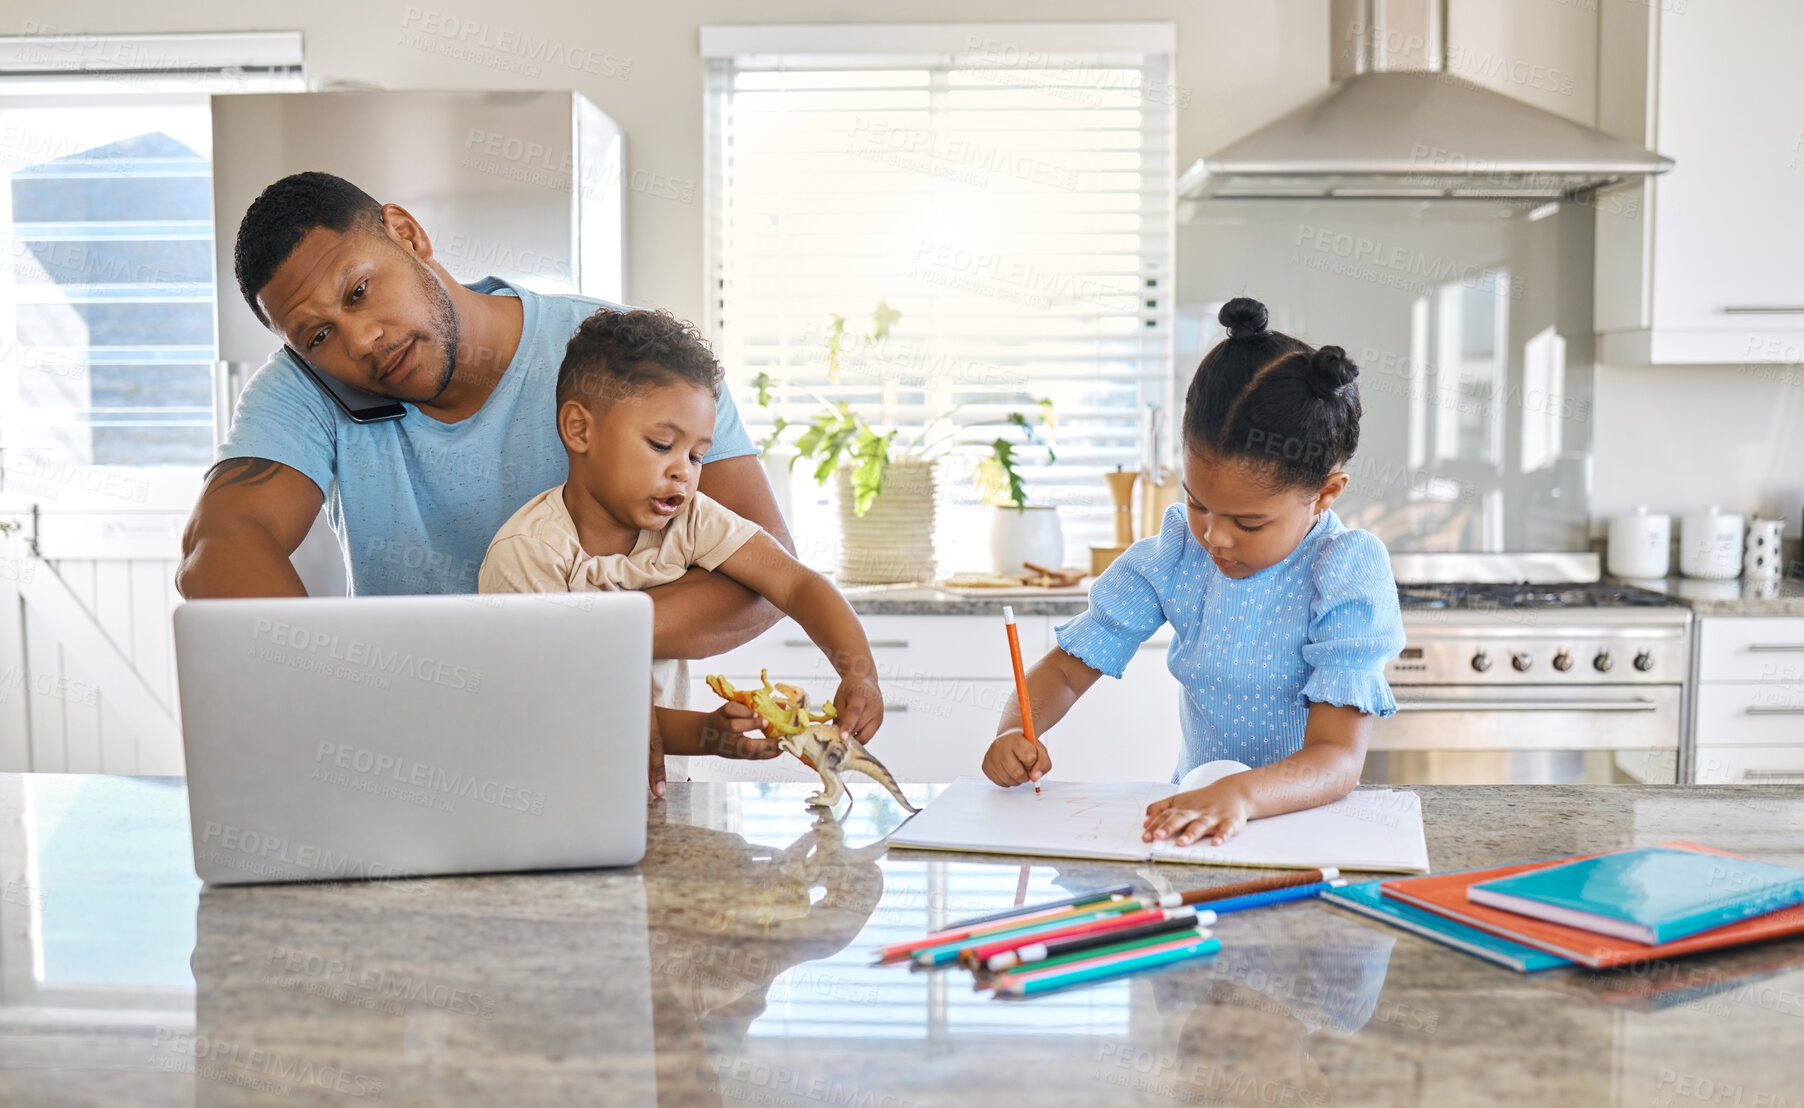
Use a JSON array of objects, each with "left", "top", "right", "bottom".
[
  {"left": 1142, "top": 780, "right": 1252, "bottom": 846},
  {"left": 982, "top": 729, "right": 1051, "bottom": 787}
]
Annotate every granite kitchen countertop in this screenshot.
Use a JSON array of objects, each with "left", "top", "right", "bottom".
[
  {"left": 11, "top": 773, "right": 1804, "bottom": 1107},
  {"left": 1615, "top": 574, "right": 1804, "bottom": 617},
  {"left": 842, "top": 583, "right": 1091, "bottom": 617},
  {"left": 846, "top": 575, "right": 1804, "bottom": 619}
]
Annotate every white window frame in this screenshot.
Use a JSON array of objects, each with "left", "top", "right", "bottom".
[
  {"left": 701, "top": 22, "right": 1177, "bottom": 567},
  {"left": 0, "top": 32, "right": 303, "bottom": 556}
]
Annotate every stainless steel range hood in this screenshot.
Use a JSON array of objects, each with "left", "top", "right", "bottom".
[{"left": 1181, "top": 0, "right": 1672, "bottom": 200}]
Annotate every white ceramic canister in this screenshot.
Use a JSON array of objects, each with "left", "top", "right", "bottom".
[
  {"left": 989, "top": 506, "right": 1065, "bottom": 576},
  {"left": 1678, "top": 506, "right": 1745, "bottom": 580},
  {"left": 1744, "top": 517, "right": 1785, "bottom": 580},
  {"left": 1606, "top": 505, "right": 1672, "bottom": 579}
]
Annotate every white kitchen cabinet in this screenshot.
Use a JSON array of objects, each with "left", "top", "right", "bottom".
[
  {"left": 1696, "top": 617, "right": 1804, "bottom": 684},
  {"left": 1595, "top": 0, "right": 1804, "bottom": 364},
  {"left": 1694, "top": 745, "right": 1804, "bottom": 786},
  {"left": 676, "top": 612, "right": 1187, "bottom": 785},
  {"left": 1690, "top": 616, "right": 1804, "bottom": 782},
  {"left": 679, "top": 613, "right": 1054, "bottom": 785},
  {"left": 701, "top": 614, "right": 1044, "bottom": 684},
  {"left": 1045, "top": 627, "right": 1185, "bottom": 783}
]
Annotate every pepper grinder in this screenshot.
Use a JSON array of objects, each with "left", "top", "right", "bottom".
[{"left": 1104, "top": 468, "right": 1138, "bottom": 546}]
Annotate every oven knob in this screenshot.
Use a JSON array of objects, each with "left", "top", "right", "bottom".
[
  {"left": 1634, "top": 651, "right": 1655, "bottom": 672},
  {"left": 1511, "top": 652, "right": 1533, "bottom": 672},
  {"left": 1552, "top": 650, "right": 1574, "bottom": 672},
  {"left": 1594, "top": 651, "right": 1614, "bottom": 673},
  {"left": 1471, "top": 651, "right": 1493, "bottom": 673}
]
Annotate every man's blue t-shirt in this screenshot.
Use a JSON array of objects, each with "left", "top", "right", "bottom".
[{"left": 217, "top": 277, "right": 757, "bottom": 595}]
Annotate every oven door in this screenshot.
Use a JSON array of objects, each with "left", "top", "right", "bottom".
[{"left": 1363, "top": 685, "right": 1682, "bottom": 785}]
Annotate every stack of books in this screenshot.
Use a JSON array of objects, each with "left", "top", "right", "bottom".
[{"left": 1322, "top": 840, "right": 1804, "bottom": 971}]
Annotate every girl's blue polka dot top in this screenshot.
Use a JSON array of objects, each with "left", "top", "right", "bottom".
[{"left": 1057, "top": 504, "right": 1407, "bottom": 782}]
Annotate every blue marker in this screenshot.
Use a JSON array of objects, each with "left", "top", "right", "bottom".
[{"left": 1203, "top": 878, "right": 1347, "bottom": 915}]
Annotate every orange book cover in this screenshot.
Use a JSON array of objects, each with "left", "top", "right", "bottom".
[{"left": 1380, "top": 840, "right": 1804, "bottom": 970}]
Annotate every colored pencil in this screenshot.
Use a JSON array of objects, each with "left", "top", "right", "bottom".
[
  {"left": 873, "top": 898, "right": 1125, "bottom": 960},
  {"left": 1155, "top": 868, "right": 1339, "bottom": 908},
  {"left": 943, "top": 884, "right": 1135, "bottom": 931},
  {"left": 995, "top": 929, "right": 1210, "bottom": 983},
  {"left": 911, "top": 902, "right": 1145, "bottom": 966},
  {"left": 877, "top": 897, "right": 1135, "bottom": 964},
  {"left": 1201, "top": 878, "right": 1347, "bottom": 915},
  {"left": 960, "top": 906, "right": 1175, "bottom": 967},
  {"left": 987, "top": 910, "right": 1213, "bottom": 972},
  {"left": 977, "top": 927, "right": 1211, "bottom": 987},
  {"left": 1002, "top": 605, "right": 1041, "bottom": 793},
  {"left": 995, "top": 936, "right": 1224, "bottom": 997}
]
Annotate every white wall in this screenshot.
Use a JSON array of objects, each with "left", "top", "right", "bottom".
[
  {"left": 1592, "top": 363, "right": 1804, "bottom": 528},
  {"left": 30, "top": 0, "right": 1803, "bottom": 541},
  {"left": 31, "top": 0, "right": 1329, "bottom": 323}
]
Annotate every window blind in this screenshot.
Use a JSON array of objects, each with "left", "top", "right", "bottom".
[
  {"left": 0, "top": 33, "right": 303, "bottom": 503},
  {"left": 705, "top": 30, "right": 1175, "bottom": 570}
]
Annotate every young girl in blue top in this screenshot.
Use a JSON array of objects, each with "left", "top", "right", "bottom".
[{"left": 982, "top": 297, "right": 1406, "bottom": 847}]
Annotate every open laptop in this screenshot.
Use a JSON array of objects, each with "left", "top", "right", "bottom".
[{"left": 173, "top": 592, "right": 650, "bottom": 885}]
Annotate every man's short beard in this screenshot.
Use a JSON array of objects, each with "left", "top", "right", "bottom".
[{"left": 415, "top": 263, "right": 461, "bottom": 403}]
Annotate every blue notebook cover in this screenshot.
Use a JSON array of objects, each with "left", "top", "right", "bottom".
[
  {"left": 1322, "top": 879, "right": 1571, "bottom": 972},
  {"left": 1468, "top": 845, "right": 1804, "bottom": 945}
]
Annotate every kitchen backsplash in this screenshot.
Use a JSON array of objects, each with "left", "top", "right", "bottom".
[
  {"left": 1591, "top": 361, "right": 1804, "bottom": 536},
  {"left": 1178, "top": 197, "right": 1597, "bottom": 555}
]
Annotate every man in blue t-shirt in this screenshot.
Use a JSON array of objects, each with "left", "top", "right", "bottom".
[{"left": 176, "top": 171, "right": 791, "bottom": 791}]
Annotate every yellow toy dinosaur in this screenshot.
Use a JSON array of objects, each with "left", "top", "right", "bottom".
[
  {"left": 704, "top": 670, "right": 836, "bottom": 737},
  {"left": 705, "top": 670, "right": 919, "bottom": 815}
]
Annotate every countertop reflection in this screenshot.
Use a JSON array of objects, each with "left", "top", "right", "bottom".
[{"left": 3, "top": 775, "right": 1804, "bottom": 1106}]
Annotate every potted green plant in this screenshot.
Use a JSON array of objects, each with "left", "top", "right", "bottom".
[
  {"left": 973, "top": 409, "right": 1065, "bottom": 576},
  {"left": 752, "top": 305, "right": 1055, "bottom": 584}
]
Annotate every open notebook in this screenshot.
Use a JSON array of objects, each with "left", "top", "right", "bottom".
[{"left": 886, "top": 777, "right": 1430, "bottom": 874}]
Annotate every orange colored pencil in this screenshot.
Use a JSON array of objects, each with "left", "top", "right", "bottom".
[{"left": 1002, "top": 605, "right": 1040, "bottom": 793}]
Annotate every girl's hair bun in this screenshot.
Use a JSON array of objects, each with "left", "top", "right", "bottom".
[
  {"left": 1218, "top": 297, "right": 1269, "bottom": 340},
  {"left": 1307, "top": 345, "right": 1359, "bottom": 400}
]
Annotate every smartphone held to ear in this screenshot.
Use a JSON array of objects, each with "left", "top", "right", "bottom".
[{"left": 284, "top": 345, "right": 407, "bottom": 424}]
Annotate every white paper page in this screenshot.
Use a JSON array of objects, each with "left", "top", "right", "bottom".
[
  {"left": 886, "top": 776, "right": 1430, "bottom": 873},
  {"left": 885, "top": 778, "right": 1164, "bottom": 862},
  {"left": 1151, "top": 788, "right": 1430, "bottom": 873}
]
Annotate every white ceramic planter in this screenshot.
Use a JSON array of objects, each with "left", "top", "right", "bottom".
[
  {"left": 989, "top": 505, "right": 1064, "bottom": 575},
  {"left": 759, "top": 445, "right": 798, "bottom": 527},
  {"left": 835, "top": 458, "right": 937, "bottom": 585}
]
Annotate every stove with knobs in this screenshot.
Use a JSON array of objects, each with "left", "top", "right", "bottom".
[{"left": 1372, "top": 578, "right": 1692, "bottom": 787}]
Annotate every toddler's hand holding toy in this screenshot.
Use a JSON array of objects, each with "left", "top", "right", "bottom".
[{"left": 831, "top": 673, "right": 884, "bottom": 744}]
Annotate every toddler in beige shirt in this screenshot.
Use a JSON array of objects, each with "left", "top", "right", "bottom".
[{"left": 479, "top": 307, "right": 884, "bottom": 777}]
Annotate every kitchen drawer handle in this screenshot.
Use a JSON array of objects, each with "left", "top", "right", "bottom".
[
  {"left": 1742, "top": 769, "right": 1804, "bottom": 783},
  {"left": 1138, "top": 640, "right": 1170, "bottom": 651},
  {"left": 1394, "top": 699, "right": 1658, "bottom": 713},
  {"left": 1746, "top": 644, "right": 1804, "bottom": 653},
  {"left": 783, "top": 639, "right": 910, "bottom": 649},
  {"left": 1724, "top": 306, "right": 1804, "bottom": 314},
  {"left": 1745, "top": 706, "right": 1804, "bottom": 716},
  {"left": 883, "top": 703, "right": 909, "bottom": 713}
]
